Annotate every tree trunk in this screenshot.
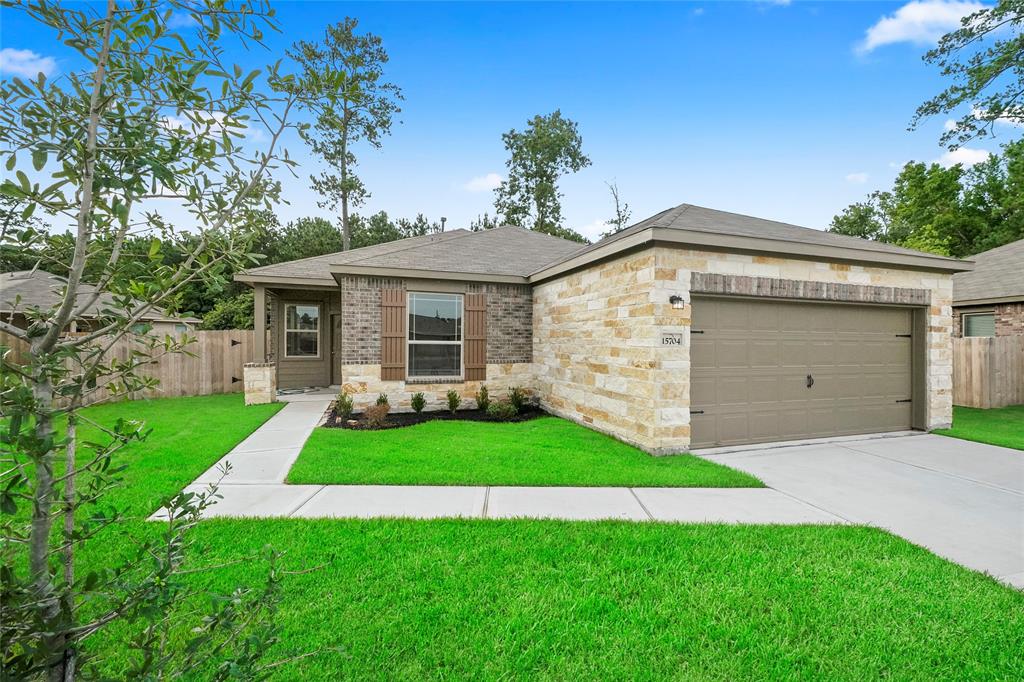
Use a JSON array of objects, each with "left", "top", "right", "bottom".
[
  {"left": 340, "top": 108, "right": 351, "bottom": 252},
  {"left": 61, "top": 416, "right": 78, "bottom": 682}
]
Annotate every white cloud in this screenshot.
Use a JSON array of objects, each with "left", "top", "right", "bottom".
[
  {"left": 943, "top": 119, "right": 958, "bottom": 131},
  {"left": 167, "top": 12, "right": 199, "bottom": 29},
  {"left": 971, "top": 105, "right": 1024, "bottom": 127},
  {"left": 692, "top": 7, "right": 705, "bottom": 16},
  {"left": 845, "top": 172, "right": 869, "bottom": 184},
  {"left": 0, "top": 48, "right": 57, "bottom": 78},
  {"left": 462, "top": 173, "right": 503, "bottom": 192},
  {"left": 936, "top": 146, "right": 991, "bottom": 167},
  {"left": 857, "top": 1, "right": 985, "bottom": 54}
]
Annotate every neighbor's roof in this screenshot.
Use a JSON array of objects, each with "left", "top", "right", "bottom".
[
  {"left": 953, "top": 238, "right": 1024, "bottom": 305},
  {"left": 235, "top": 203, "right": 971, "bottom": 287},
  {"left": 236, "top": 226, "right": 587, "bottom": 285},
  {"left": 0, "top": 270, "right": 200, "bottom": 322},
  {"left": 530, "top": 203, "right": 971, "bottom": 281}
]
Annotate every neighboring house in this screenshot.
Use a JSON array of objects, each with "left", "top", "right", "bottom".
[
  {"left": 236, "top": 203, "right": 970, "bottom": 453},
  {"left": 0, "top": 269, "right": 200, "bottom": 336},
  {"left": 952, "top": 238, "right": 1024, "bottom": 338}
]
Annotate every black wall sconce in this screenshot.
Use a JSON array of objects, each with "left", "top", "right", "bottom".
[{"left": 669, "top": 294, "right": 685, "bottom": 309}]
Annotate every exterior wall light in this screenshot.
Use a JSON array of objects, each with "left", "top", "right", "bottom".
[{"left": 669, "top": 294, "right": 685, "bottom": 309}]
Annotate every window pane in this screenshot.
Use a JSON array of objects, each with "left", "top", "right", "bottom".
[
  {"left": 964, "top": 314, "right": 995, "bottom": 337},
  {"left": 409, "top": 294, "right": 461, "bottom": 341},
  {"left": 286, "top": 331, "right": 318, "bottom": 357},
  {"left": 409, "top": 344, "right": 461, "bottom": 377},
  {"left": 287, "top": 304, "right": 319, "bottom": 331}
]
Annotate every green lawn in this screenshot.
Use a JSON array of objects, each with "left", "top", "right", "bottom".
[
  {"left": 25, "top": 395, "right": 1024, "bottom": 679},
  {"left": 935, "top": 404, "right": 1024, "bottom": 451},
  {"left": 287, "top": 416, "right": 762, "bottom": 487}
]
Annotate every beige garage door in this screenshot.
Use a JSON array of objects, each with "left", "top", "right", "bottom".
[{"left": 690, "top": 297, "right": 913, "bottom": 448}]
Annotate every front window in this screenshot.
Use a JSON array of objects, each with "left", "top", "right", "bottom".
[
  {"left": 408, "top": 293, "right": 462, "bottom": 378},
  {"left": 285, "top": 303, "right": 320, "bottom": 357},
  {"left": 962, "top": 312, "right": 995, "bottom": 338}
]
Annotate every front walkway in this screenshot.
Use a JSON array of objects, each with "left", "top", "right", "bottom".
[{"left": 159, "top": 399, "right": 839, "bottom": 524}]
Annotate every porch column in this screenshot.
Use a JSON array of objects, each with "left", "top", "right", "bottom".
[{"left": 253, "top": 284, "right": 266, "bottom": 362}]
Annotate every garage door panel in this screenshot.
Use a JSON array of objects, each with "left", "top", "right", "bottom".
[{"left": 690, "top": 297, "right": 914, "bottom": 448}]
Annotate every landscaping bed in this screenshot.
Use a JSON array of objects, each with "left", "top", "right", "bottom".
[{"left": 323, "top": 403, "right": 547, "bottom": 430}]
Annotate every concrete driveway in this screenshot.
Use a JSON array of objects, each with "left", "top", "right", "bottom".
[{"left": 698, "top": 434, "right": 1024, "bottom": 588}]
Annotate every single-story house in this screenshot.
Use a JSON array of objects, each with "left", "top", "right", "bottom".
[
  {"left": 952, "top": 238, "right": 1024, "bottom": 337},
  {"left": 236, "top": 203, "right": 971, "bottom": 453},
  {"left": 0, "top": 269, "right": 200, "bottom": 336}
]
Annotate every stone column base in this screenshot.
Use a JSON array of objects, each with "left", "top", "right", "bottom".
[{"left": 243, "top": 362, "right": 276, "bottom": 405}]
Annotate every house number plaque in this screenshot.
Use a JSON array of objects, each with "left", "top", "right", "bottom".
[{"left": 661, "top": 333, "right": 683, "bottom": 346}]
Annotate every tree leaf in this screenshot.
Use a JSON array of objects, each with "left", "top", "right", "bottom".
[{"left": 32, "top": 148, "right": 46, "bottom": 171}]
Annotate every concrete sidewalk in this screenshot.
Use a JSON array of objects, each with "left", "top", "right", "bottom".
[{"left": 157, "top": 399, "right": 839, "bottom": 524}]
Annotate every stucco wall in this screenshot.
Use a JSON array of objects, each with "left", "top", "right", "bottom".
[{"left": 533, "top": 246, "right": 954, "bottom": 453}]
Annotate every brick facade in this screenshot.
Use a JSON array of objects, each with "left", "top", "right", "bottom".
[
  {"left": 953, "top": 302, "right": 1024, "bottom": 337},
  {"left": 339, "top": 275, "right": 404, "bottom": 365},
  {"left": 467, "top": 283, "right": 533, "bottom": 363}
]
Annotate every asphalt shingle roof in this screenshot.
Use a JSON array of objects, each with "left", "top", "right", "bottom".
[
  {"left": 0, "top": 270, "right": 199, "bottom": 322},
  {"left": 533, "top": 203, "right": 965, "bottom": 275},
  {"left": 952, "top": 238, "right": 1024, "bottom": 303}
]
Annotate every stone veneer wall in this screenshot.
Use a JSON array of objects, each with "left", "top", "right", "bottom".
[
  {"left": 953, "top": 302, "right": 1024, "bottom": 337},
  {"left": 532, "top": 246, "right": 955, "bottom": 454}
]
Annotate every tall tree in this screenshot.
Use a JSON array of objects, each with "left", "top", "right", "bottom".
[
  {"left": 290, "top": 18, "right": 403, "bottom": 251},
  {"left": 913, "top": 0, "right": 1024, "bottom": 148},
  {"left": 0, "top": 2, "right": 307, "bottom": 678},
  {"left": 601, "top": 181, "right": 632, "bottom": 238},
  {"left": 275, "top": 216, "right": 344, "bottom": 262},
  {"left": 494, "top": 110, "right": 591, "bottom": 242}
]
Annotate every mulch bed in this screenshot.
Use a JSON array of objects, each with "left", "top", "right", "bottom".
[{"left": 322, "top": 404, "right": 548, "bottom": 430}]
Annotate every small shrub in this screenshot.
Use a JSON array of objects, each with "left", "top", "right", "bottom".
[
  {"left": 364, "top": 403, "right": 390, "bottom": 428},
  {"left": 336, "top": 392, "right": 354, "bottom": 420},
  {"left": 475, "top": 385, "right": 490, "bottom": 412},
  {"left": 487, "top": 399, "right": 518, "bottom": 421},
  {"left": 446, "top": 389, "right": 462, "bottom": 414},
  {"left": 376, "top": 393, "right": 389, "bottom": 407},
  {"left": 507, "top": 386, "right": 527, "bottom": 412},
  {"left": 410, "top": 392, "right": 426, "bottom": 413}
]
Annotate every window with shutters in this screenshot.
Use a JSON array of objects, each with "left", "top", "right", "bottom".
[
  {"left": 962, "top": 312, "right": 995, "bottom": 338},
  {"left": 407, "top": 293, "right": 463, "bottom": 378}
]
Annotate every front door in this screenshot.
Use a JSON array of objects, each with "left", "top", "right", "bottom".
[{"left": 331, "top": 313, "right": 343, "bottom": 385}]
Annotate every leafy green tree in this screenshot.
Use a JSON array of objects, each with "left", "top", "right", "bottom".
[
  {"left": 290, "top": 18, "right": 403, "bottom": 251},
  {"left": 914, "top": 0, "right": 1024, "bottom": 148},
  {"left": 201, "top": 290, "right": 255, "bottom": 330},
  {"left": 963, "top": 138, "right": 1024, "bottom": 251},
  {"left": 275, "top": 216, "right": 344, "bottom": 262},
  {"left": 494, "top": 110, "right": 591, "bottom": 242},
  {"left": 0, "top": 2, "right": 310, "bottom": 678},
  {"left": 349, "top": 210, "right": 441, "bottom": 248},
  {"left": 470, "top": 212, "right": 500, "bottom": 231}
]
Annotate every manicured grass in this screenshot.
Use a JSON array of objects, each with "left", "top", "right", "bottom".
[
  {"left": 31, "top": 395, "right": 1024, "bottom": 679},
  {"left": 72, "top": 393, "right": 284, "bottom": 516},
  {"left": 84, "top": 521, "right": 1024, "bottom": 680},
  {"left": 934, "top": 404, "right": 1024, "bottom": 451},
  {"left": 287, "top": 416, "right": 762, "bottom": 487}
]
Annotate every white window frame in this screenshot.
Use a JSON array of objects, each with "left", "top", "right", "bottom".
[
  {"left": 962, "top": 311, "right": 996, "bottom": 338},
  {"left": 284, "top": 302, "right": 321, "bottom": 359},
  {"left": 406, "top": 292, "right": 464, "bottom": 380}
]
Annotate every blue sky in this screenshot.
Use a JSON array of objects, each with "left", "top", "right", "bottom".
[{"left": 1, "top": 1, "right": 1012, "bottom": 240}]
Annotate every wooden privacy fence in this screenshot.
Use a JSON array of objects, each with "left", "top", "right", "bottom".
[
  {"left": 0, "top": 329, "right": 260, "bottom": 404},
  {"left": 953, "top": 336, "right": 1024, "bottom": 409}
]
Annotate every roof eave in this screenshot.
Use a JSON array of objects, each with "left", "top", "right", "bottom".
[
  {"left": 952, "top": 294, "right": 1024, "bottom": 306},
  {"left": 234, "top": 273, "right": 338, "bottom": 288},
  {"left": 329, "top": 264, "right": 529, "bottom": 284},
  {"left": 528, "top": 227, "right": 973, "bottom": 283}
]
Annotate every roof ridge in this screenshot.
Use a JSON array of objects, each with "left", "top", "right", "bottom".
[{"left": 338, "top": 228, "right": 477, "bottom": 267}]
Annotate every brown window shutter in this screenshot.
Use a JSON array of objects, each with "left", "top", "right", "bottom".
[
  {"left": 381, "top": 288, "right": 406, "bottom": 381},
  {"left": 464, "top": 293, "right": 487, "bottom": 381}
]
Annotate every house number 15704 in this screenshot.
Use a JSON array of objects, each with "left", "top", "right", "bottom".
[{"left": 661, "top": 333, "right": 683, "bottom": 346}]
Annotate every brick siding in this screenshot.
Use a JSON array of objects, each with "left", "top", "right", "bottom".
[
  {"left": 953, "top": 302, "right": 1024, "bottom": 337},
  {"left": 340, "top": 277, "right": 533, "bottom": 366}
]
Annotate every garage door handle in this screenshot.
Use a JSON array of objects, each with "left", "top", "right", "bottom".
[{"left": 806, "top": 374, "right": 814, "bottom": 388}]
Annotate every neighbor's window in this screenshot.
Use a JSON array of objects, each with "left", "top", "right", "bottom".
[
  {"left": 408, "top": 292, "right": 462, "bottom": 378},
  {"left": 285, "top": 303, "right": 320, "bottom": 357},
  {"left": 962, "top": 312, "right": 995, "bottom": 338}
]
